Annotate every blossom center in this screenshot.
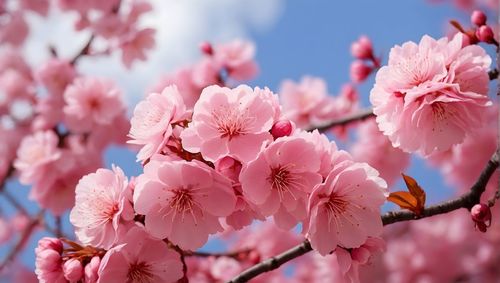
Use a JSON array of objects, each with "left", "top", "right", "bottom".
[
  {"left": 127, "top": 261, "right": 154, "bottom": 282},
  {"left": 212, "top": 107, "right": 251, "bottom": 140},
  {"left": 324, "top": 194, "right": 349, "bottom": 216},
  {"left": 166, "top": 188, "right": 203, "bottom": 223},
  {"left": 267, "top": 164, "right": 299, "bottom": 200}
]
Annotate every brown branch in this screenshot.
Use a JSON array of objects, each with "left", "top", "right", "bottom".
[
  {"left": 186, "top": 249, "right": 251, "bottom": 258},
  {"left": 228, "top": 241, "right": 312, "bottom": 283},
  {"left": 229, "top": 151, "right": 499, "bottom": 283},
  {"left": 306, "top": 108, "right": 374, "bottom": 132},
  {"left": 489, "top": 69, "right": 498, "bottom": 81},
  {"left": 70, "top": 34, "right": 95, "bottom": 65},
  {"left": 0, "top": 210, "right": 44, "bottom": 272}
]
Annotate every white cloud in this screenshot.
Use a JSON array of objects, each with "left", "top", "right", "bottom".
[{"left": 22, "top": 0, "right": 285, "bottom": 106}]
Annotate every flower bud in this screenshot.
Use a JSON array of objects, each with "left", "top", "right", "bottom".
[
  {"left": 476, "top": 25, "right": 495, "bottom": 43},
  {"left": 471, "top": 10, "right": 487, "bottom": 27},
  {"left": 351, "top": 36, "right": 373, "bottom": 60},
  {"left": 471, "top": 203, "right": 491, "bottom": 223},
  {"left": 350, "top": 61, "right": 372, "bottom": 83},
  {"left": 200, "top": 41, "right": 213, "bottom": 55},
  {"left": 63, "top": 258, "right": 83, "bottom": 282},
  {"left": 271, "top": 120, "right": 292, "bottom": 139},
  {"left": 84, "top": 256, "right": 101, "bottom": 283}
]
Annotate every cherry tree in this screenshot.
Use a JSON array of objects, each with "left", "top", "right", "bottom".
[{"left": 0, "top": 0, "right": 499, "bottom": 282}]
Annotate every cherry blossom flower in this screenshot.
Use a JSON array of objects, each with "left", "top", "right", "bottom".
[
  {"left": 119, "top": 28, "right": 156, "bottom": 69},
  {"left": 351, "top": 119, "right": 410, "bottom": 188},
  {"left": 64, "top": 77, "right": 125, "bottom": 133},
  {"left": 70, "top": 166, "right": 134, "bottom": 249},
  {"left": 213, "top": 39, "right": 258, "bottom": 81},
  {"left": 128, "top": 85, "right": 187, "bottom": 162},
  {"left": 240, "top": 136, "right": 323, "bottom": 229},
  {"left": 370, "top": 33, "right": 492, "bottom": 155},
  {"left": 97, "top": 227, "right": 184, "bottom": 283},
  {"left": 427, "top": 104, "right": 498, "bottom": 194},
  {"left": 133, "top": 156, "right": 236, "bottom": 250},
  {"left": 181, "top": 85, "right": 279, "bottom": 163},
  {"left": 279, "top": 76, "right": 329, "bottom": 128},
  {"left": 35, "top": 59, "right": 76, "bottom": 96},
  {"left": 14, "top": 130, "right": 61, "bottom": 185},
  {"left": 305, "top": 159, "right": 387, "bottom": 255}
]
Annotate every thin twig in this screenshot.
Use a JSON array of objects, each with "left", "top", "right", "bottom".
[
  {"left": 186, "top": 249, "right": 251, "bottom": 258},
  {"left": 70, "top": 34, "right": 95, "bottom": 65},
  {"left": 229, "top": 151, "right": 500, "bottom": 283},
  {"left": 489, "top": 69, "right": 499, "bottom": 81},
  {"left": 0, "top": 210, "right": 44, "bottom": 272},
  {"left": 306, "top": 108, "right": 374, "bottom": 132}
]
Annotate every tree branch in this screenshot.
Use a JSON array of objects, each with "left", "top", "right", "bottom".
[
  {"left": 306, "top": 108, "right": 374, "bottom": 132},
  {"left": 229, "top": 151, "right": 500, "bottom": 283},
  {"left": 0, "top": 210, "right": 44, "bottom": 272},
  {"left": 186, "top": 249, "right": 251, "bottom": 258}
]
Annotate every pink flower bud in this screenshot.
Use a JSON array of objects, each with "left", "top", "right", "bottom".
[
  {"left": 351, "top": 35, "right": 373, "bottom": 60},
  {"left": 36, "top": 237, "right": 63, "bottom": 254},
  {"left": 63, "top": 258, "right": 83, "bottom": 282},
  {"left": 200, "top": 41, "right": 213, "bottom": 55},
  {"left": 476, "top": 25, "right": 495, "bottom": 43},
  {"left": 471, "top": 10, "right": 487, "bottom": 27},
  {"left": 351, "top": 246, "right": 371, "bottom": 264},
  {"left": 350, "top": 61, "right": 372, "bottom": 83},
  {"left": 271, "top": 120, "right": 292, "bottom": 139},
  {"left": 84, "top": 256, "right": 100, "bottom": 283},
  {"left": 471, "top": 203, "right": 491, "bottom": 223}
]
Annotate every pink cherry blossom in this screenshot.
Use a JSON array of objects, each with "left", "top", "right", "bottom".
[
  {"left": 181, "top": 85, "right": 279, "bottom": 163},
  {"left": 240, "top": 136, "right": 323, "bottom": 229},
  {"left": 84, "top": 256, "right": 100, "bottom": 283},
  {"left": 64, "top": 77, "right": 125, "bottom": 133},
  {"left": 370, "top": 33, "right": 492, "bottom": 155},
  {"left": 305, "top": 159, "right": 387, "bottom": 255},
  {"left": 427, "top": 104, "right": 498, "bottom": 194},
  {"left": 133, "top": 157, "right": 236, "bottom": 250},
  {"left": 128, "top": 85, "right": 187, "bottom": 162},
  {"left": 213, "top": 39, "right": 258, "bottom": 81},
  {"left": 119, "top": 28, "right": 156, "bottom": 68},
  {"left": 35, "top": 238, "right": 66, "bottom": 283},
  {"left": 0, "top": 11, "right": 29, "bottom": 46},
  {"left": 70, "top": 166, "right": 134, "bottom": 249},
  {"left": 35, "top": 59, "right": 76, "bottom": 96},
  {"left": 20, "top": 0, "right": 49, "bottom": 16},
  {"left": 351, "top": 119, "right": 410, "bottom": 188},
  {"left": 14, "top": 130, "right": 61, "bottom": 185},
  {"left": 279, "top": 76, "right": 329, "bottom": 128},
  {"left": 97, "top": 227, "right": 184, "bottom": 283}
]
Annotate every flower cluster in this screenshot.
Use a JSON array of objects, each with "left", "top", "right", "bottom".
[{"left": 370, "top": 33, "right": 492, "bottom": 155}]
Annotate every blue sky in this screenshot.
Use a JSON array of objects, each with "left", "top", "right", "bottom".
[{"left": 1, "top": 0, "right": 496, "bottom": 272}]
